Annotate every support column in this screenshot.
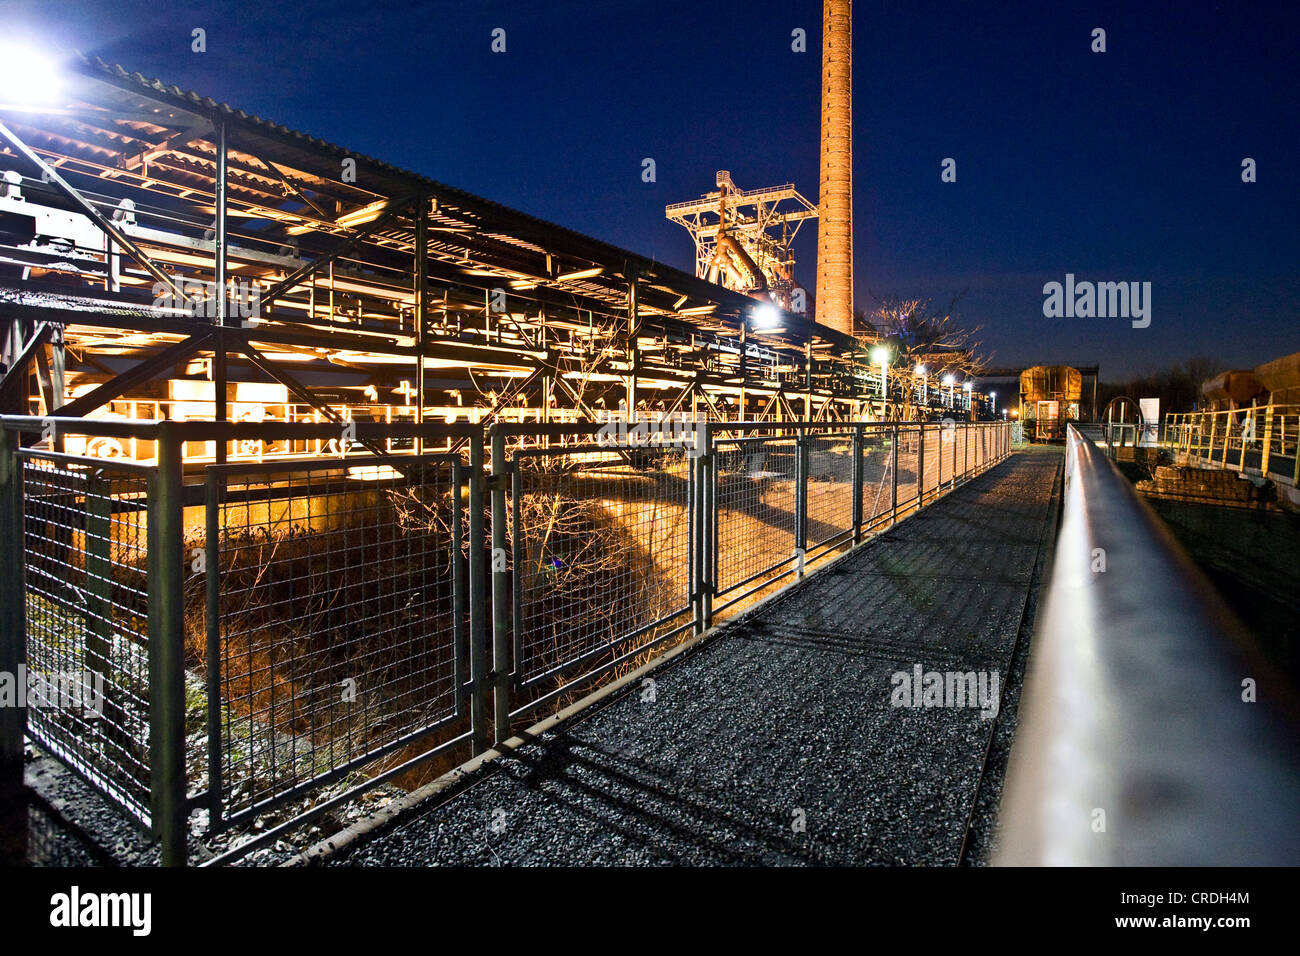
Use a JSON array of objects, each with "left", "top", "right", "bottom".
[
  {"left": 626, "top": 278, "right": 638, "bottom": 416},
  {"left": 149, "top": 425, "right": 187, "bottom": 865},
  {"left": 415, "top": 199, "right": 427, "bottom": 453},
  {"left": 214, "top": 120, "right": 228, "bottom": 465},
  {"left": 0, "top": 429, "right": 25, "bottom": 799}
]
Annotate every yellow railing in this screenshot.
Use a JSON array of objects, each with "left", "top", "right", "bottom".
[{"left": 1163, "top": 403, "right": 1300, "bottom": 483}]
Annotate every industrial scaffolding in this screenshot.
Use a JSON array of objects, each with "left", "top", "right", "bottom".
[{"left": 0, "top": 53, "right": 928, "bottom": 471}]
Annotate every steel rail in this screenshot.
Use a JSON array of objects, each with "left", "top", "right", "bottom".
[{"left": 995, "top": 424, "right": 1300, "bottom": 865}]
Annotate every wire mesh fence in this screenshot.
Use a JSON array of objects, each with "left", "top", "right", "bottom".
[
  {"left": 859, "top": 426, "right": 896, "bottom": 532},
  {"left": 713, "top": 429, "right": 800, "bottom": 596},
  {"left": 204, "top": 452, "right": 466, "bottom": 828},
  {"left": 494, "top": 423, "right": 697, "bottom": 717},
  {"left": 805, "top": 429, "right": 857, "bottom": 551},
  {"left": 19, "top": 449, "right": 153, "bottom": 827},
  {"left": 895, "top": 425, "right": 922, "bottom": 517},
  {"left": 1, "top": 415, "right": 1010, "bottom": 864},
  {"left": 922, "top": 423, "right": 941, "bottom": 502}
]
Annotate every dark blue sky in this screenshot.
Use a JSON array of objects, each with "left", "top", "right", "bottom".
[{"left": 13, "top": 0, "right": 1299, "bottom": 379}]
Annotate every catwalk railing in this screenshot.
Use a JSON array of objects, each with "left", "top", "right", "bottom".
[
  {"left": 1163, "top": 403, "right": 1300, "bottom": 484},
  {"left": 0, "top": 415, "right": 1010, "bottom": 864},
  {"left": 996, "top": 425, "right": 1300, "bottom": 865}
]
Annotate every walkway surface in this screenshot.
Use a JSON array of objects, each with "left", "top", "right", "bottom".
[{"left": 333, "top": 447, "right": 1063, "bottom": 866}]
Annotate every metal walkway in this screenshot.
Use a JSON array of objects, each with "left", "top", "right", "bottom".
[{"left": 324, "top": 448, "right": 1063, "bottom": 866}]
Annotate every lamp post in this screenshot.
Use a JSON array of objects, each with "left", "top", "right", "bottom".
[
  {"left": 963, "top": 381, "right": 972, "bottom": 412},
  {"left": 943, "top": 374, "right": 954, "bottom": 409},
  {"left": 916, "top": 363, "right": 928, "bottom": 407},
  {"left": 990, "top": 390, "right": 997, "bottom": 415}
]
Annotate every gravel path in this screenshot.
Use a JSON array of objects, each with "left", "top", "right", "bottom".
[{"left": 336, "top": 447, "right": 1063, "bottom": 866}]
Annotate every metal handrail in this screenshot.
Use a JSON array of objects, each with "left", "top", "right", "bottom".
[
  {"left": 995, "top": 424, "right": 1300, "bottom": 865},
  {"left": 1164, "top": 402, "right": 1300, "bottom": 482}
]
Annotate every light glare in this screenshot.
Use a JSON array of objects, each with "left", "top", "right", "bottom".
[
  {"left": 751, "top": 302, "right": 781, "bottom": 329},
  {"left": 0, "top": 42, "right": 62, "bottom": 106}
]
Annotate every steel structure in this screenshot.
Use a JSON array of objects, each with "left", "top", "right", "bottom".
[
  {"left": 664, "top": 171, "right": 817, "bottom": 314},
  {"left": 0, "top": 52, "right": 917, "bottom": 467}
]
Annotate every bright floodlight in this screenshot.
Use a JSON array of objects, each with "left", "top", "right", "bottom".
[
  {"left": 871, "top": 347, "right": 890, "bottom": 366},
  {"left": 915, "top": 364, "right": 926, "bottom": 375},
  {"left": 0, "top": 42, "right": 62, "bottom": 106},
  {"left": 963, "top": 381, "right": 972, "bottom": 391},
  {"left": 942, "top": 374, "right": 954, "bottom": 386},
  {"left": 751, "top": 302, "right": 781, "bottom": 329}
]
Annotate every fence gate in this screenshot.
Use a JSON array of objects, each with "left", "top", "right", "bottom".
[
  {"left": 13, "top": 445, "right": 154, "bottom": 828},
  {"left": 490, "top": 423, "right": 699, "bottom": 735},
  {"left": 203, "top": 452, "right": 469, "bottom": 830}
]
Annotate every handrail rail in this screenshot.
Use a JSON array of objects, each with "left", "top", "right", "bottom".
[
  {"left": 1163, "top": 402, "right": 1300, "bottom": 482},
  {"left": 995, "top": 424, "right": 1300, "bottom": 865}
]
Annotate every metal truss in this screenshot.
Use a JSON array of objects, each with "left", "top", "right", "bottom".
[{"left": 0, "top": 53, "right": 978, "bottom": 470}]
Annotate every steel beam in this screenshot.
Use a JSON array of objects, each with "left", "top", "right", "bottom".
[
  {"left": 0, "top": 119, "right": 190, "bottom": 308},
  {"left": 258, "top": 193, "right": 420, "bottom": 314},
  {"left": 214, "top": 120, "right": 229, "bottom": 465},
  {"left": 55, "top": 332, "right": 213, "bottom": 419},
  {"left": 0, "top": 321, "right": 51, "bottom": 411}
]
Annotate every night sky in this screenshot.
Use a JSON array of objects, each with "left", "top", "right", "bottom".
[{"left": 10, "top": 0, "right": 1298, "bottom": 379}]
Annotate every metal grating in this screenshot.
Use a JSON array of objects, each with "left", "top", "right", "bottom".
[
  {"left": 510, "top": 449, "right": 694, "bottom": 691},
  {"left": 21, "top": 452, "right": 152, "bottom": 827},
  {"left": 208, "top": 454, "right": 465, "bottom": 826}
]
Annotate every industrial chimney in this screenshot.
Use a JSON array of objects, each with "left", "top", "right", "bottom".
[{"left": 816, "top": 0, "right": 854, "bottom": 336}]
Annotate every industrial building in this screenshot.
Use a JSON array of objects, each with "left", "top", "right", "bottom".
[{"left": 0, "top": 50, "right": 991, "bottom": 471}]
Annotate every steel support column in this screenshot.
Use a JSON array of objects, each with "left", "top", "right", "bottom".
[
  {"left": 214, "top": 120, "right": 229, "bottom": 466},
  {"left": 148, "top": 424, "right": 187, "bottom": 866},
  {"left": 490, "top": 429, "right": 511, "bottom": 743},
  {"left": 468, "top": 436, "right": 488, "bottom": 754},
  {"left": 0, "top": 428, "right": 24, "bottom": 798},
  {"left": 415, "top": 198, "right": 428, "bottom": 453}
]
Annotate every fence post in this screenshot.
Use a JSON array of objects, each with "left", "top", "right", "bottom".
[
  {"left": 890, "top": 423, "right": 899, "bottom": 527},
  {"left": 692, "top": 421, "right": 714, "bottom": 633},
  {"left": 203, "top": 468, "right": 222, "bottom": 823},
  {"left": 917, "top": 423, "right": 926, "bottom": 505},
  {"left": 468, "top": 434, "right": 487, "bottom": 754},
  {"left": 692, "top": 425, "right": 704, "bottom": 634},
  {"left": 1239, "top": 415, "right": 1250, "bottom": 472},
  {"left": 851, "top": 425, "right": 863, "bottom": 544},
  {"left": 708, "top": 424, "right": 717, "bottom": 628},
  {"left": 489, "top": 429, "right": 510, "bottom": 744},
  {"left": 795, "top": 426, "right": 808, "bottom": 578},
  {"left": 1293, "top": 416, "right": 1300, "bottom": 485},
  {"left": 0, "top": 427, "right": 25, "bottom": 799},
  {"left": 1260, "top": 407, "right": 1274, "bottom": 477},
  {"left": 147, "top": 423, "right": 187, "bottom": 866}
]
